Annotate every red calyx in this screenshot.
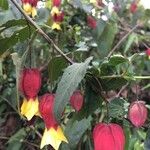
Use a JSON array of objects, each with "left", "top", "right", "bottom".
[
  {"left": 130, "top": 1, "right": 137, "bottom": 13},
  {"left": 52, "top": 11, "right": 64, "bottom": 23},
  {"left": 70, "top": 90, "right": 84, "bottom": 112},
  {"left": 128, "top": 101, "right": 147, "bottom": 127},
  {"left": 87, "top": 16, "right": 97, "bottom": 29},
  {"left": 93, "top": 123, "right": 125, "bottom": 150},
  {"left": 39, "top": 94, "right": 58, "bottom": 129},
  {"left": 146, "top": 48, "right": 150, "bottom": 56},
  {"left": 52, "top": 0, "right": 61, "bottom": 7},
  {"left": 19, "top": 68, "right": 41, "bottom": 100},
  {"left": 22, "top": 0, "right": 38, "bottom": 7}
]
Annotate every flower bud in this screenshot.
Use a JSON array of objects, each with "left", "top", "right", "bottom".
[
  {"left": 70, "top": 90, "right": 84, "bottom": 112},
  {"left": 39, "top": 94, "right": 58, "bottom": 129},
  {"left": 130, "top": 1, "right": 137, "bottom": 13},
  {"left": 128, "top": 101, "right": 147, "bottom": 127},
  {"left": 93, "top": 123, "right": 125, "bottom": 150},
  {"left": 52, "top": 0, "right": 61, "bottom": 7},
  {"left": 20, "top": 68, "right": 41, "bottom": 100},
  {"left": 146, "top": 48, "right": 150, "bottom": 59},
  {"left": 87, "top": 16, "right": 97, "bottom": 29}
]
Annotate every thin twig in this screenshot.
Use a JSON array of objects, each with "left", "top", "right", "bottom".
[
  {"left": 30, "top": 126, "right": 42, "bottom": 139},
  {"left": 10, "top": 0, "right": 74, "bottom": 64},
  {"left": 108, "top": 24, "right": 139, "bottom": 57},
  {"left": 116, "top": 83, "right": 128, "bottom": 98},
  {"left": 0, "top": 136, "right": 39, "bottom": 148}
]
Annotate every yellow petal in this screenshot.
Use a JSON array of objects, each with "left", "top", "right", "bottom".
[
  {"left": 90, "top": 0, "right": 97, "bottom": 3},
  {"left": 31, "top": 7, "right": 37, "bottom": 18},
  {"left": 21, "top": 98, "right": 39, "bottom": 121},
  {"left": 40, "top": 126, "right": 68, "bottom": 150},
  {"left": 51, "top": 6, "right": 60, "bottom": 16},
  {"left": 23, "top": 3, "right": 32, "bottom": 15},
  {"left": 52, "top": 22, "right": 61, "bottom": 30}
]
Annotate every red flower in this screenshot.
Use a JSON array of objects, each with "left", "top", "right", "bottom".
[
  {"left": 130, "top": 1, "right": 137, "bottom": 13},
  {"left": 22, "top": 0, "right": 38, "bottom": 7},
  {"left": 52, "top": 0, "right": 61, "bottom": 7},
  {"left": 146, "top": 48, "right": 150, "bottom": 56},
  {"left": 87, "top": 16, "right": 97, "bottom": 29},
  {"left": 39, "top": 94, "right": 58, "bottom": 129},
  {"left": 128, "top": 101, "right": 147, "bottom": 127},
  {"left": 93, "top": 123, "right": 125, "bottom": 150},
  {"left": 20, "top": 68, "right": 41, "bottom": 100},
  {"left": 52, "top": 11, "right": 64, "bottom": 23},
  {"left": 39, "top": 93, "right": 68, "bottom": 149},
  {"left": 70, "top": 90, "right": 84, "bottom": 112}
]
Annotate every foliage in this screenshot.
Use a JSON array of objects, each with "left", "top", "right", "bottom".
[{"left": 0, "top": 0, "right": 150, "bottom": 150}]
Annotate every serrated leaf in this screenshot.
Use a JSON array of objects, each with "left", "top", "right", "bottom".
[
  {"left": 108, "top": 97, "right": 126, "bottom": 118},
  {"left": 48, "top": 57, "right": 68, "bottom": 82},
  {"left": 100, "top": 78, "right": 128, "bottom": 91},
  {"left": 0, "top": 0, "right": 8, "bottom": 10},
  {"left": 124, "top": 33, "right": 137, "bottom": 53},
  {"left": 54, "top": 57, "right": 93, "bottom": 121},
  {"left": 109, "top": 54, "right": 128, "bottom": 66},
  {"left": 0, "top": 19, "right": 27, "bottom": 33},
  {"left": 61, "top": 118, "right": 91, "bottom": 149},
  {"left": 0, "top": 26, "right": 34, "bottom": 56},
  {"left": 97, "top": 22, "right": 118, "bottom": 58}
]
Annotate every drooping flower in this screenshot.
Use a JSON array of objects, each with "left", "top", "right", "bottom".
[
  {"left": 22, "top": 0, "right": 38, "bottom": 18},
  {"left": 39, "top": 94, "right": 68, "bottom": 150},
  {"left": 128, "top": 101, "right": 147, "bottom": 127},
  {"left": 50, "top": 0, "right": 64, "bottom": 30},
  {"left": 52, "top": 0, "right": 61, "bottom": 7},
  {"left": 93, "top": 123, "right": 125, "bottom": 150},
  {"left": 70, "top": 90, "right": 84, "bottom": 112},
  {"left": 130, "top": 1, "right": 137, "bottom": 13},
  {"left": 146, "top": 48, "right": 150, "bottom": 59},
  {"left": 87, "top": 16, "right": 97, "bottom": 29},
  {"left": 51, "top": 10, "right": 64, "bottom": 30},
  {"left": 20, "top": 68, "right": 41, "bottom": 120}
]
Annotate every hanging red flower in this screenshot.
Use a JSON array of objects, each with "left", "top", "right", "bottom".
[
  {"left": 128, "top": 101, "right": 147, "bottom": 127},
  {"left": 22, "top": 0, "right": 38, "bottom": 18},
  {"left": 93, "top": 123, "right": 125, "bottom": 150},
  {"left": 20, "top": 68, "right": 41, "bottom": 120},
  {"left": 87, "top": 16, "right": 97, "bottom": 29},
  {"left": 130, "top": 1, "right": 137, "bottom": 13},
  {"left": 146, "top": 48, "right": 150, "bottom": 59},
  {"left": 39, "top": 93, "right": 68, "bottom": 150},
  {"left": 70, "top": 90, "right": 84, "bottom": 112},
  {"left": 52, "top": 0, "right": 61, "bottom": 7}
]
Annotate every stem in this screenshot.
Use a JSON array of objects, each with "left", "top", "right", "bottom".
[
  {"left": 10, "top": 0, "right": 74, "bottom": 64},
  {"left": 99, "top": 75, "right": 150, "bottom": 80},
  {"left": 108, "top": 24, "right": 139, "bottom": 57},
  {"left": 0, "top": 136, "right": 39, "bottom": 148}
]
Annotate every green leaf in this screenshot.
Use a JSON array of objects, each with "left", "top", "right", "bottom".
[
  {"left": 97, "top": 21, "right": 118, "bottom": 58},
  {"left": 61, "top": 118, "right": 91, "bottom": 149},
  {"left": 7, "top": 128, "right": 27, "bottom": 150},
  {"left": 82, "top": 83, "right": 102, "bottom": 117},
  {"left": 54, "top": 57, "right": 93, "bottom": 121},
  {"left": 108, "top": 97, "right": 126, "bottom": 118},
  {"left": 0, "top": 26, "right": 34, "bottom": 56},
  {"left": 109, "top": 54, "right": 128, "bottom": 66},
  {"left": 0, "top": 0, "right": 8, "bottom": 10},
  {"left": 0, "top": 19, "right": 27, "bottom": 33},
  {"left": 100, "top": 77, "right": 128, "bottom": 91},
  {"left": 124, "top": 33, "right": 137, "bottom": 53},
  {"left": 48, "top": 57, "right": 68, "bottom": 82}
]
